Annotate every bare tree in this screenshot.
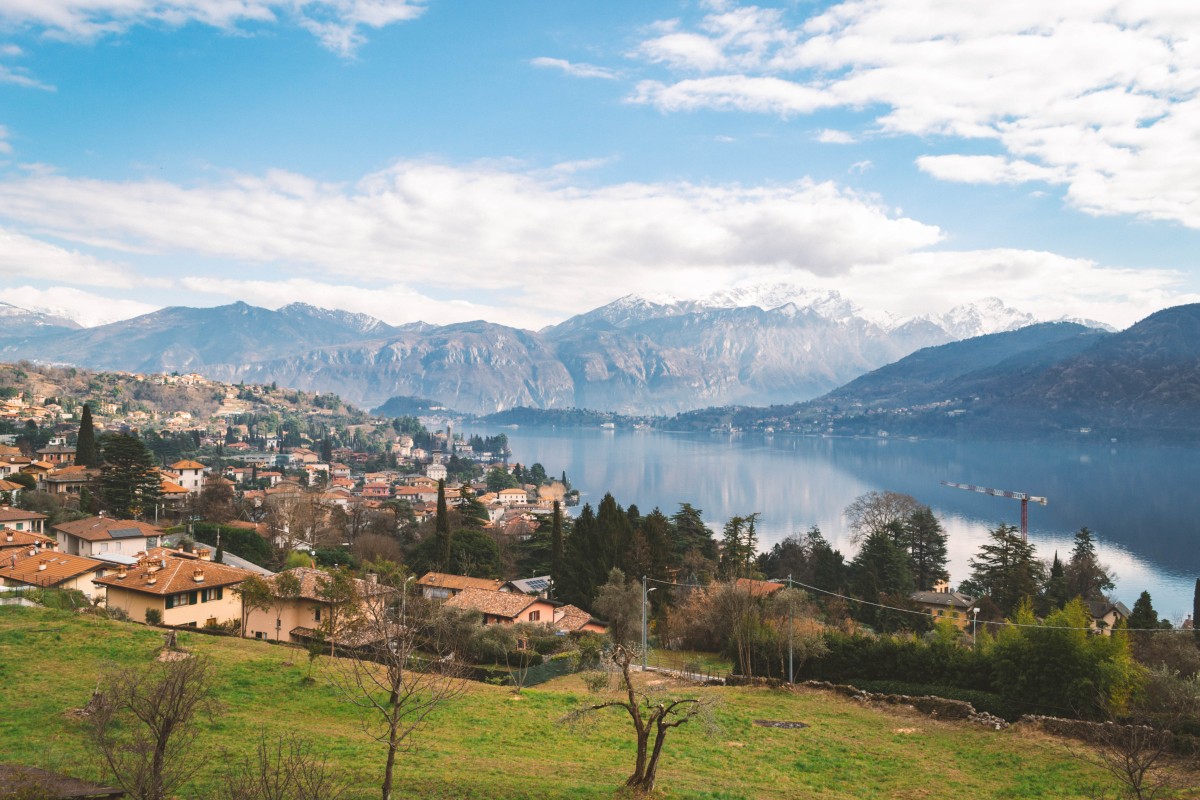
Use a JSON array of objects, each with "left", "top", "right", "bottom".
[
  {"left": 222, "top": 730, "right": 349, "bottom": 800},
  {"left": 564, "top": 643, "right": 713, "bottom": 794},
  {"left": 325, "top": 599, "right": 466, "bottom": 800},
  {"left": 89, "top": 656, "right": 222, "bottom": 800},
  {"left": 843, "top": 490, "right": 920, "bottom": 544},
  {"left": 234, "top": 574, "right": 274, "bottom": 638},
  {"left": 1070, "top": 667, "right": 1200, "bottom": 800}
]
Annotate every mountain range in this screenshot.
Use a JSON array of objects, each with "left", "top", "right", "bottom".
[
  {"left": 684, "top": 304, "right": 1200, "bottom": 442},
  {"left": 0, "top": 288, "right": 1108, "bottom": 415}
]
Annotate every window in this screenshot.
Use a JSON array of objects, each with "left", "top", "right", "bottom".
[
  {"left": 528, "top": 610, "right": 540, "bottom": 622},
  {"left": 936, "top": 610, "right": 944, "bottom": 616},
  {"left": 188, "top": 591, "right": 198, "bottom": 605},
  {"left": 314, "top": 607, "right": 322, "bottom": 622},
  {"left": 199, "top": 587, "right": 223, "bottom": 603},
  {"left": 99, "top": 542, "right": 109, "bottom": 553}
]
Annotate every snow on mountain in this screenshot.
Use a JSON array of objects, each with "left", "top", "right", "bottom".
[
  {"left": 277, "top": 302, "right": 396, "bottom": 337},
  {"left": 0, "top": 301, "right": 84, "bottom": 330},
  {"left": 923, "top": 297, "right": 1039, "bottom": 339}
]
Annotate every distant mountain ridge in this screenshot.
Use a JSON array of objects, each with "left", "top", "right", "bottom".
[
  {"left": 674, "top": 305, "right": 1200, "bottom": 442},
  {"left": 0, "top": 288, "right": 1112, "bottom": 415}
]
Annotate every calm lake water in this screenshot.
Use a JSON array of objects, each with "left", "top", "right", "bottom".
[{"left": 470, "top": 426, "right": 1200, "bottom": 620}]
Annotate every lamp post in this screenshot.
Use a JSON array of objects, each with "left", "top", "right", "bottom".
[
  {"left": 971, "top": 607, "right": 981, "bottom": 648},
  {"left": 642, "top": 576, "right": 656, "bottom": 670},
  {"left": 787, "top": 574, "right": 794, "bottom": 684},
  {"left": 402, "top": 575, "right": 415, "bottom": 627}
]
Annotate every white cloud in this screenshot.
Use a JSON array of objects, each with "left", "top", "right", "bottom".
[
  {"left": 0, "top": 227, "right": 140, "bottom": 287},
  {"left": 0, "top": 157, "right": 1187, "bottom": 329},
  {"left": 627, "top": 1, "right": 1200, "bottom": 228},
  {"left": 0, "top": 0, "right": 426, "bottom": 56},
  {"left": 816, "top": 128, "right": 855, "bottom": 144},
  {"left": 848, "top": 160, "right": 871, "bottom": 174},
  {"left": 530, "top": 57, "right": 619, "bottom": 80},
  {"left": 0, "top": 285, "right": 159, "bottom": 327}
]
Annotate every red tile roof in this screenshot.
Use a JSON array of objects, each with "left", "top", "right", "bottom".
[
  {"left": 444, "top": 587, "right": 540, "bottom": 619},
  {"left": 93, "top": 554, "right": 254, "bottom": 596},
  {"left": 53, "top": 517, "right": 163, "bottom": 543},
  {"left": 0, "top": 550, "right": 106, "bottom": 586},
  {"left": 416, "top": 572, "right": 506, "bottom": 593}
]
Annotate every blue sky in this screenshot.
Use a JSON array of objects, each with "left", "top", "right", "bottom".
[{"left": 1, "top": 0, "right": 1198, "bottom": 329}]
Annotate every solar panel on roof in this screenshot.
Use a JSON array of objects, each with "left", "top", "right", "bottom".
[
  {"left": 526, "top": 579, "right": 549, "bottom": 590},
  {"left": 108, "top": 528, "right": 145, "bottom": 540}
]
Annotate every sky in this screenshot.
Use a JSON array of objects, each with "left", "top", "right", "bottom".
[{"left": 1, "top": 0, "right": 1199, "bottom": 330}]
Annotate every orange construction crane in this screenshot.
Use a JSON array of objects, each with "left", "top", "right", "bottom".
[{"left": 940, "top": 481, "right": 1048, "bottom": 541}]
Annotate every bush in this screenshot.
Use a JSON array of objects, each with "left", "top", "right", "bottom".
[{"left": 145, "top": 608, "right": 162, "bottom": 625}]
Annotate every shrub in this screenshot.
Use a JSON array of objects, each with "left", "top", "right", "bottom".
[{"left": 145, "top": 608, "right": 162, "bottom": 625}]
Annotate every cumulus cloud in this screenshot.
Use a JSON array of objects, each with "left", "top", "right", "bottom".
[
  {"left": 0, "top": 0, "right": 426, "bottom": 56},
  {"left": 627, "top": 1, "right": 1200, "bottom": 228},
  {"left": 816, "top": 128, "right": 855, "bottom": 144},
  {"left": 530, "top": 57, "right": 619, "bottom": 80},
  {"left": 0, "top": 160, "right": 943, "bottom": 322},
  {"left": 0, "top": 157, "right": 1186, "bottom": 329},
  {"left": 0, "top": 227, "right": 140, "bottom": 287},
  {"left": 0, "top": 285, "right": 159, "bottom": 327}
]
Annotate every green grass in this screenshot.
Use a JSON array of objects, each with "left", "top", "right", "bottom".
[{"left": 0, "top": 606, "right": 1159, "bottom": 799}]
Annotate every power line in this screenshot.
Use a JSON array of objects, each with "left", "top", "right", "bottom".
[{"left": 646, "top": 575, "right": 1192, "bottom": 634}]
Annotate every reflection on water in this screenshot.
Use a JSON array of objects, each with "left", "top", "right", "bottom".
[{"left": 473, "top": 426, "right": 1200, "bottom": 619}]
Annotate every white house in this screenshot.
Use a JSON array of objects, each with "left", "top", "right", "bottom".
[{"left": 169, "top": 460, "right": 208, "bottom": 494}]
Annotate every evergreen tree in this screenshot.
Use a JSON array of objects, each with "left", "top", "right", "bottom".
[
  {"left": 718, "top": 513, "right": 761, "bottom": 579},
  {"left": 1127, "top": 590, "right": 1160, "bottom": 631},
  {"left": 849, "top": 530, "right": 915, "bottom": 630},
  {"left": 1194, "top": 578, "right": 1200, "bottom": 644},
  {"left": 1041, "top": 552, "right": 1071, "bottom": 614},
  {"left": 74, "top": 404, "right": 98, "bottom": 468},
  {"left": 320, "top": 437, "right": 333, "bottom": 463},
  {"left": 550, "top": 501, "right": 564, "bottom": 598},
  {"left": 435, "top": 479, "right": 451, "bottom": 568},
  {"left": 99, "top": 433, "right": 163, "bottom": 519},
  {"left": 967, "top": 523, "right": 1043, "bottom": 616},
  {"left": 1064, "top": 527, "right": 1115, "bottom": 601},
  {"left": 903, "top": 505, "right": 949, "bottom": 590},
  {"left": 670, "top": 503, "right": 717, "bottom": 564}
]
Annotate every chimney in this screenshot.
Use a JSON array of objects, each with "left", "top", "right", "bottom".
[
  {"left": 37, "top": 558, "right": 47, "bottom": 571},
  {"left": 193, "top": 568, "right": 205, "bottom": 583},
  {"left": 196, "top": 547, "right": 211, "bottom": 561},
  {"left": 4, "top": 531, "right": 12, "bottom": 542},
  {"left": 117, "top": 565, "right": 127, "bottom": 579}
]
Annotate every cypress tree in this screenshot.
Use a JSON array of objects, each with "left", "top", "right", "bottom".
[
  {"left": 1193, "top": 578, "right": 1200, "bottom": 643},
  {"left": 99, "top": 433, "right": 163, "bottom": 519},
  {"left": 435, "top": 479, "right": 451, "bottom": 568},
  {"left": 551, "top": 500, "right": 563, "bottom": 598},
  {"left": 74, "top": 404, "right": 98, "bottom": 468}
]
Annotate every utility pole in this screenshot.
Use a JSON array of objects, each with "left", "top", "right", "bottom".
[
  {"left": 787, "top": 574, "right": 794, "bottom": 684},
  {"left": 641, "top": 576, "right": 655, "bottom": 670}
]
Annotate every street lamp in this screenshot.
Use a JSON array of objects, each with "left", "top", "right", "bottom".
[
  {"left": 971, "top": 607, "right": 981, "bottom": 648},
  {"left": 642, "top": 576, "right": 657, "bottom": 670}
]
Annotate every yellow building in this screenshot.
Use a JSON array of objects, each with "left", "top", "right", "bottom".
[{"left": 95, "top": 550, "right": 254, "bottom": 627}]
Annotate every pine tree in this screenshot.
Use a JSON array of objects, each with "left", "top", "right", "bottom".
[
  {"left": 903, "top": 505, "right": 949, "bottom": 590},
  {"left": 99, "top": 433, "right": 163, "bottom": 519},
  {"left": 74, "top": 404, "right": 98, "bottom": 468},
  {"left": 967, "top": 523, "right": 1043, "bottom": 617},
  {"left": 435, "top": 479, "right": 451, "bottom": 569},
  {"left": 1064, "top": 527, "right": 1115, "bottom": 601},
  {"left": 1041, "top": 552, "right": 1071, "bottom": 613},
  {"left": 1127, "top": 590, "right": 1159, "bottom": 631}
]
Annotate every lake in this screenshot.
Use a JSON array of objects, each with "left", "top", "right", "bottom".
[{"left": 469, "top": 425, "right": 1200, "bottom": 620}]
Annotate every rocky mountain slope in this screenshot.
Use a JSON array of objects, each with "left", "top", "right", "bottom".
[{"left": 0, "top": 289, "right": 1103, "bottom": 415}]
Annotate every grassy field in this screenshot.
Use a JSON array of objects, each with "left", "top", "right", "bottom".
[{"left": 0, "top": 606, "right": 1170, "bottom": 799}]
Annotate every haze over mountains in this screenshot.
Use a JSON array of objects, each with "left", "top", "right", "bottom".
[{"left": 0, "top": 287, "right": 1114, "bottom": 415}]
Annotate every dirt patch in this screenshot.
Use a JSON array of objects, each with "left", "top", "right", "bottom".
[
  {"left": 156, "top": 649, "right": 192, "bottom": 662},
  {"left": 754, "top": 720, "right": 809, "bottom": 729},
  {"left": 893, "top": 727, "right": 918, "bottom": 734}
]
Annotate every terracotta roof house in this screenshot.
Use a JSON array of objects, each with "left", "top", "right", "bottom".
[
  {"left": 552, "top": 604, "right": 608, "bottom": 634},
  {"left": 35, "top": 445, "right": 77, "bottom": 465},
  {"left": 910, "top": 588, "right": 978, "bottom": 630},
  {"left": 43, "top": 465, "right": 100, "bottom": 498},
  {"left": 0, "top": 506, "right": 47, "bottom": 534},
  {"left": 0, "top": 528, "right": 57, "bottom": 553},
  {"left": 53, "top": 517, "right": 164, "bottom": 563},
  {"left": 444, "top": 587, "right": 559, "bottom": 626},
  {"left": 734, "top": 577, "right": 786, "bottom": 598},
  {"left": 95, "top": 552, "right": 254, "bottom": 626},
  {"left": 243, "top": 567, "right": 393, "bottom": 644},
  {"left": 1, "top": 550, "right": 110, "bottom": 602},
  {"left": 158, "top": 479, "right": 190, "bottom": 508},
  {"left": 168, "top": 459, "right": 208, "bottom": 494},
  {"left": 417, "top": 571, "right": 507, "bottom": 600}
]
